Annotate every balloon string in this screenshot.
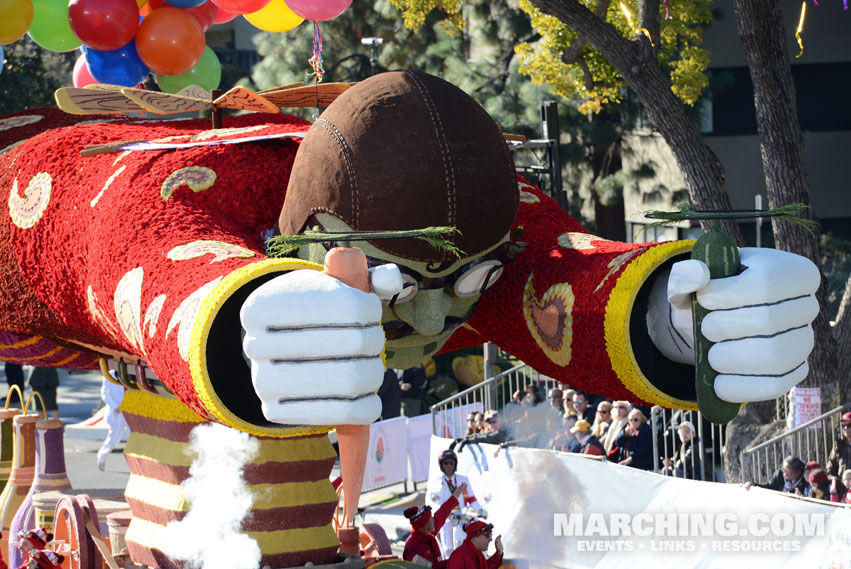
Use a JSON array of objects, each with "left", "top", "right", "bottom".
[
  {"left": 308, "top": 21, "right": 325, "bottom": 83},
  {"left": 663, "top": 0, "right": 670, "bottom": 19}
]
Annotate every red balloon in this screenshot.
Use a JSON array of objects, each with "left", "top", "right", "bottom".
[
  {"left": 136, "top": 7, "right": 205, "bottom": 76},
  {"left": 212, "top": 6, "right": 237, "bottom": 23},
  {"left": 149, "top": 0, "right": 216, "bottom": 31},
  {"left": 210, "top": 0, "right": 269, "bottom": 16},
  {"left": 68, "top": 0, "right": 140, "bottom": 51}
]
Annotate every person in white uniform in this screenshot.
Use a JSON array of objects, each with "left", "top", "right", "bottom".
[{"left": 427, "top": 449, "right": 485, "bottom": 556}]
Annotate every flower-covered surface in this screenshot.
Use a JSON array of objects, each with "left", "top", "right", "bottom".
[{"left": 0, "top": 107, "right": 697, "bottom": 439}]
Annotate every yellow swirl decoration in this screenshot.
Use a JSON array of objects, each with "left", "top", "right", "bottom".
[
  {"left": 522, "top": 273, "right": 575, "bottom": 367},
  {"left": 604, "top": 240, "right": 696, "bottom": 409},
  {"left": 9, "top": 172, "right": 52, "bottom": 229},
  {"left": 167, "top": 241, "right": 256, "bottom": 264},
  {"left": 519, "top": 190, "right": 540, "bottom": 204},
  {"left": 557, "top": 232, "right": 609, "bottom": 250},
  {"left": 161, "top": 166, "right": 217, "bottom": 201},
  {"left": 0, "top": 115, "right": 42, "bottom": 132}
]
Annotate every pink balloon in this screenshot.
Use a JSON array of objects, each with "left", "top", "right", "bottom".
[
  {"left": 212, "top": 5, "right": 237, "bottom": 22},
  {"left": 283, "top": 0, "right": 350, "bottom": 20},
  {"left": 73, "top": 53, "right": 97, "bottom": 87}
]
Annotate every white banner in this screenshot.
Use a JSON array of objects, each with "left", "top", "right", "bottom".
[
  {"left": 362, "top": 416, "right": 408, "bottom": 492},
  {"left": 428, "top": 436, "right": 851, "bottom": 569},
  {"left": 406, "top": 414, "right": 433, "bottom": 482}
]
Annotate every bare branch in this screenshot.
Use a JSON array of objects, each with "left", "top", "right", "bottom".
[
  {"left": 563, "top": 0, "right": 611, "bottom": 64},
  {"left": 576, "top": 56, "right": 594, "bottom": 90},
  {"left": 638, "top": 0, "right": 661, "bottom": 52}
]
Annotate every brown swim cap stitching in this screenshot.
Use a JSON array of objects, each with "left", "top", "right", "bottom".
[
  {"left": 314, "top": 118, "right": 359, "bottom": 227},
  {"left": 404, "top": 70, "right": 457, "bottom": 228}
]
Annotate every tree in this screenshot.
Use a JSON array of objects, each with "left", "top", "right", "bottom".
[{"left": 0, "top": 38, "right": 75, "bottom": 115}]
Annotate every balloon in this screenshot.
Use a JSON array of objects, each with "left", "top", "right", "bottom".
[
  {"left": 212, "top": 6, "right": 237, "bottom": 22},
  {"left": 163, "top": 0, "right": 206, "bottom": 8},
  {"left": 0, "top": 45, "right": 4, "bottom": 75},
  {"left": 28, "top": 0, "right": 82, "bottom": 51},
  {"left": 72, "top": 53, "right": 97, "bottom": 87},
  {"left": 245, "top": 0, "right": 302, "bottom": 32},
  {"left": 0, "top": 0, "right": 34, "bottom": 45},
  {"left": 85, "top": 40, "right": 150, "bottom": 86},
  {"left": 69, "top": 0, "right": 139, "bottom": 51},
  {"left": 149, "top": 0, "right": 216, "bottom": 31},
  {"left": 157, "top": 46, "right": 221, "bottom": 93},
  {"left": 135, "top": 7, "right": 204, "bottom": 76},
  {"left": 210, "top": 0, "right": 269, "bottom": 16},
  {"left": 283, "top": 0, "right": 350, "bottom": 21},
  {"left": 186, "top": 1, "right": 217, "bottom": 30}
]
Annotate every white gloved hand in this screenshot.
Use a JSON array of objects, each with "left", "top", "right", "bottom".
[
  {"left": 241, "top": 267, "right": 401, "bottom": 425},
  {"left": 651, "top": 247, "right": 820, "bottom": 403}
]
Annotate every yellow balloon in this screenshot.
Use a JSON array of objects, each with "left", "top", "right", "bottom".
[
  {"left": 245, "top": 0, "right": 303, "bottom": 33},
  {"left": 136, "top": 0, "right": 147, "bottom": 9},
  {"left": 0, "top": 0, "right": 34, "bottom": 45}
]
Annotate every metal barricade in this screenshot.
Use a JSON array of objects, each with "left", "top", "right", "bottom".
[{"left": 741, "top": 406, "right": 846, "bottom": 485}]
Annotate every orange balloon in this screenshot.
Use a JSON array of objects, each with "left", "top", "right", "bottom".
[
  {"left": 136, "top": 7, "right": 204, "bottom": 76},
  {"left": 139, "top": 4, "right": 148, "bottom": 15}
]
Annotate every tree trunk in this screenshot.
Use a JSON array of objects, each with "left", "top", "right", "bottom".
[
  {"left": 834, "top": 273, "right": 851, "bottom": 400},
  {"left": 530, "top": 0, "right": 743, "bottom": 243},
  {"left": 733, "top": 0, "right": 841, "bottom": 409}
]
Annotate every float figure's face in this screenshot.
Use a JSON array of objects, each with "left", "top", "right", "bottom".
[{"left": 302, "top": 214, "right": 506, "bottom": 369}]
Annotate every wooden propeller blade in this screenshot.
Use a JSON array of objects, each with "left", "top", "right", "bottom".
[
  {"left": 55, "top": 87, "right": 145, "bottom": 115},
  {"left": 83, "top": 84, "right": 127, "bottom": 91},
  {"left": 176, "top": 84, "right": 213, "bottom": 100},
  {"left": 258, "top": 82, "right": 304, "bottom": 95},
  {"left": 121, "top": 88, "right": 212, "bottom": 115},
  {"left": 213, "top": 86, "right": 280, "bottom": 114},
  {"left": 261, "top": 82, "right": 353, "bottom": 108}
]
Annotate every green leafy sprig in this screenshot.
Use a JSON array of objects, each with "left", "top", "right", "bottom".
[
  {"left": 266, "top": 226, "right": 463, "bottom": 258},
  {"left": 642, "top": 202, "right": 819, "bottom": 236}
]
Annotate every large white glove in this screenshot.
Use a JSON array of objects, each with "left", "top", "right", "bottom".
[
  {"left": 648, "top": 247, "right": 820, "bottom": 403},
  {"left": 240, "top": 267, "right": 400, "bottom": 426}
]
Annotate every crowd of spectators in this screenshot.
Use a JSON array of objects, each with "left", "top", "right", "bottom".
[{"left": 453, "top": 383, "right": 712, "bottom": 480}]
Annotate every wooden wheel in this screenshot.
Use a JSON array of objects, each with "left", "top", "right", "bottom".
[
  {"left": 74, "top": 494, "right": 103, "bottom": 569},
  {"left": 54, "top": 496, "right": 87, "bottom": 569}
]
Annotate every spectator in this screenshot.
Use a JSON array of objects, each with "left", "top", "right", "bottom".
[
  {"left": 446, "top": 519, "right": 503, "bottom": 569},
  {"left": 474, "top": 413, "right": 485, "bottom": 434},
  {"left": 830, "top": 469, "right": 851, "bottom": 504},
  {"left": 808, "top": 470, "right": 830, "bottom": 501},
  {"left": 454, "top": 410, "right": 510, "bottom": 450},
  {"left": 28, "top": 367, "right": 59, "bottom": 419},
  {"left": 591, "top": 401, "right": 612, "bottom": 439},
  {"left": 547, "top": 388, "right": 563, "bottom": 412},
  {"left": 551, "top": 413, "right": 577, "bottom": 453},
  {"left": 745, "top": 456, "right": 809, "bottom": 495},
  {"left": 377, "top": 369, "right": 402, "bottom": 420},
  {"left": 465, "top": 413, "right": 481, "bottom": 436},
  {"left": 4, "top": 362, "right": 23, "bottom": 405},
  {"left": 398, "top": 366, "right": 429, "bottom": 417},
  {"left": 572, "top": 391, "right": 595, "bottom": 423},
  {"left": 662, "top": 421, "right": 704, "bottom": 480},
  {"left": 828, "top": 412, "right": 851, "bottom": 499},
  {"left": 97, "top": 376, "right": 130, "bottom": 472},
  {"left": 803, "top": 460, "right": 822, "bottom": 497},
  {"left": 562, "top": 389, "right": 576, "bottom": 416},
  {"left": 603, "top": 401, "right": 631, "bottom": 454},
  {"left": 523, "top": 383, "right": 543, "bottom": 406},
  {"left": 403, "top": 481, "right": 467, "bottom": 568},
  {"left": 569, "top": 419, "right": 605, "bottom": 457},
  {"left": 616, "top": 409, "right": 653, "bottom": 470}
]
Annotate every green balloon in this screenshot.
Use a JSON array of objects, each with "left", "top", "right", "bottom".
[
  {"left": 27, "top": 0, "right": 81, "bottom": 52},
  {"left": 157, "top": 47, "right": 222, "bottom": 94}
]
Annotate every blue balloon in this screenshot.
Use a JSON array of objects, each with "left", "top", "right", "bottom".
[
  {"left": 0, "top": 46, "right": 4, "bottom": 77},
  {"left": 164, "top": 0, "right": 208, "bottom": 7},
  {"left": 85, "top": 41, "right": 150, "bottom": 87}
]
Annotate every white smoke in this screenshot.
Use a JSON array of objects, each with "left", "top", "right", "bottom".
[{"left": 163, "top": 422, "right": 261, "bottom": 569}]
